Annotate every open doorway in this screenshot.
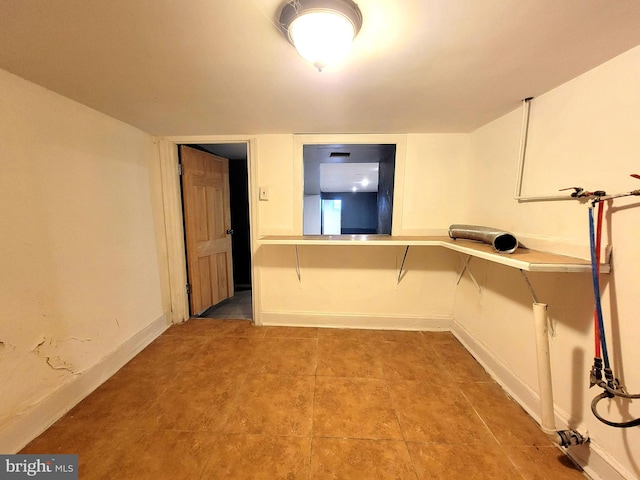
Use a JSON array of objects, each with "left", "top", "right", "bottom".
[{"left": 179, "top": 143, "right": 252, "bottom": 320}]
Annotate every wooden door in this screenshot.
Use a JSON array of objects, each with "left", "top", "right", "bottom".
[{"left": 180, "top": 145, "right": 234, "bottom": 315}]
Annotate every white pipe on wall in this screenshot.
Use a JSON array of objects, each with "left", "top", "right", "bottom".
[
  {"left": 513, "top": 97, "right": 532, "bottom": 199},
  {"left": 533, "top": 302, "right": 558, "bottom": 439},
  {"left": 532, "top": 302, "right": 591, "bottom": 447},
  {"left": 513, "top": 98, "right": 578, "bottom": 203}
]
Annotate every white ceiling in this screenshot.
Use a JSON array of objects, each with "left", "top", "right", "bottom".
[
  {"left": 320, "top": 162, "right": 379, "bottom": 193},
  {"left": 1, "top": 1, "right": 640, "bottom": 136},
  {"left": 303, "top": 143, "right": 395, "bottom": 194}
]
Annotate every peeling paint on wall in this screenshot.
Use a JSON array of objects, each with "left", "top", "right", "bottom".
[
  {"left": 30, "top": 336, "right": 92, "bottom": 376},
  {"left": 32, "top": 337, "right": 46, "bottom": 352},
  {"left": 43, "top": 356, "right": 76, "bottom": 373}
]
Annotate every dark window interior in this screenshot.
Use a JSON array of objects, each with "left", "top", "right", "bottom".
[{"left": 303, "top": 144, "right": 396, "bottom": 235}]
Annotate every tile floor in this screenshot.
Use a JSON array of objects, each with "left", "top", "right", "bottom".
[{"left": 21, "top": 320, "right": 588, "bottom": 479}]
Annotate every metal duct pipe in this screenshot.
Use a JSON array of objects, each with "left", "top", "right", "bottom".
[{"left": 448, "top": 224, "right": 519, "bottom": 253}]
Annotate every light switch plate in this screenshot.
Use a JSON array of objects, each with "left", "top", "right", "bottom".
[{"left": 259, "top": 186, "right": 269, "bottom": 201}]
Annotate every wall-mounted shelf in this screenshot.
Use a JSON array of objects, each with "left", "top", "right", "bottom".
[{"left": 258, "top": 235, "right": 609, "bottom": 274}]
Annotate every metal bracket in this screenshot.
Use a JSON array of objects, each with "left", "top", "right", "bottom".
[
  {"left": 456, "top": 255, "right": 481, "bottom": 294},
  {"left": 295, "top": 245, "right": 301, "bottom": 282},
  {"left": 397, "top": 246, "right": 410, "bottom": 283},
  {"left": 519, "top": 269, "right": 539, "bottom": 303},
  {"left": 520, "top": 270, "right": 556, "bottom": 336}
]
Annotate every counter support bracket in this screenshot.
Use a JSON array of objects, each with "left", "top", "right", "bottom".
[
  {"left": 456, "top": 254, "right": 481, "bottom": 294},
  {"left": 520, "top": 269, "right": 555, "bottom": 336},
  {"left": 397, "top": 246, "right": 410, "bottom": 283},
  {"left": 295, "top": 245, "right": 301, "bottom": 282},
  {"left": 520, "top": 269, "right": 539, "bottom": 303}
]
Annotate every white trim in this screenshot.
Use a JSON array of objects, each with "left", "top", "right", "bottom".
[
  {"left": 158, "top": 139, "right": 189, "bottom": 323},
  {"left": 247, "top": 138, "right": 262, "bottom": 325},
  {"left": 158, "top": 137, "right": 259, "bottom": 325},
  {"left": 569, "top": 443, "right": 636, "bottom": 480},
  {"left": 260, "top": 311, "right": 453, "bottom": 331},
  {"left": 0, "top": 314, "right": 169, "bottom": 454},
  {"left": 451, "top": 319, "right": 634, "bottom": 480}
]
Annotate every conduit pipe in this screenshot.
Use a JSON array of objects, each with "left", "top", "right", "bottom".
[{"left": 513, "top": 98, "right": 582, "bottom": 203}]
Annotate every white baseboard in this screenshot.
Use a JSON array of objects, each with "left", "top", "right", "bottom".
[
  {"left": 451, "top": 320, "right": 635, "bottom": 480},
  {"left": 259, "top": 311, "right": 453, "bottom": 331},
  {"left": 0, "top": 314, "right": 170, "bottom": 454}
]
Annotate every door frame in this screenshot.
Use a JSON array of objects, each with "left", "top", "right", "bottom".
[{"left": 158, "top": 136, "right": 260, "bottom": 324}]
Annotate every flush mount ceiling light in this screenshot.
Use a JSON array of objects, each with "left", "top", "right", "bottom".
[{"left": 279, "top": 0, "right": 363, "bottom": 72}]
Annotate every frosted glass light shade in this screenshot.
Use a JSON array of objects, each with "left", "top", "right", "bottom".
[
  {"left": 279, "top": 0, "right": 363, "bottom": 72},
  {"left": 289, "top": 11, "right": 355, "bottom": 71}
]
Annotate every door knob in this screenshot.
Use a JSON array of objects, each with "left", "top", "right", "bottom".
[{"left": 226, "top": 229, "right": 234, "bottom": 235}]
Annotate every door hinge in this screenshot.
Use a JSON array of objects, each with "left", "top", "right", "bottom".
[
  {"left": 186, "top": 283, "right": 191, "bottom": 295},
  {"left": 177, "top": 163, "right": 183, "bottom": 176}
]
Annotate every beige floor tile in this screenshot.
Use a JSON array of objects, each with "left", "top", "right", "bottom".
[
  {"left": 316, "top": 337, "right": 384, "bottom": 378},
  {"left": 421, "top": 331, "right": 459, "bottom": 345},
  {"left": 318, "top": 328, "right": 427, "bottom": 348},
  {"left": 194, "top": 336, "right": 261, "bottom": 374},
  {"left": 388, "top": 379, "right": 495, "bottom": 444},
  {"left": 318, "top": 327, "right": 389, "bottom": 344},
  {"left": 313, "top": 376, "right": 403, "bottom": 440},
  {"left": 374, "top": 329, "right": 428, "bottom": 347},
  {"left": 122, "top": 334, "right": 208, "bottom": 371},
  {"left": 106, "top": 429, "right": 218, "bottom": 480},
  {"left": 206, "top": 319, "right": 266, "bottom": 338},
  {"left": 163, "top": 318, "right": 227, "bottom": 337},
  {"left": 430, "top": 341, "right": 492, "bottom": 382},
  {"left": 459, "top": 382, "right": 553, "bottom": 447},
  {"left": 20, "top": 424, "right": 130, "bottom": 479},
  {"left": 264, "top": 326, "right": 319, "bottom": 338},
  {"left": 225, "top": 374, "right": 314, "bottom": 436},
  {"left": 57, "top": 367, "right": 173, "bottom": 430},
  {"left": 311, "top": 438, "right": 418, "bottom": 480},
  {"left": 379, "top": 341, "right": 444, "bottom": 381},
  {"left": 153, "top": 370, "right": 245, "bottom": 432},
  {"left": 203, "top": 434, "right": 311, "bottom": 479},
  {"left": 407, "top": 442, "right": 521, "bottom": 480},
  {"left": 253, "top": 337, "right": 317, "bottom": 375},
  {"left": 505, "top": 446, "right": 587, "bottom": 480}
]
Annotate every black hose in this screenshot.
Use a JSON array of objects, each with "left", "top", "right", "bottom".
[
  {"left": 596, "top": 381, "right": 640, "bottom": 399},
  {"left": 591, "top": 392, "right": 640, "bottom": 428}
]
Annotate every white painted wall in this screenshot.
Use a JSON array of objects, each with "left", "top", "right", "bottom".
[
  {"left": 0, "top": 69, "right": 171, "bottom": 451},
  {"left": 255, "top": 133, "right": 471, "bottom": 329},
  {"left": 457, "top": 46, "right": 640, "bottom": 479}
]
